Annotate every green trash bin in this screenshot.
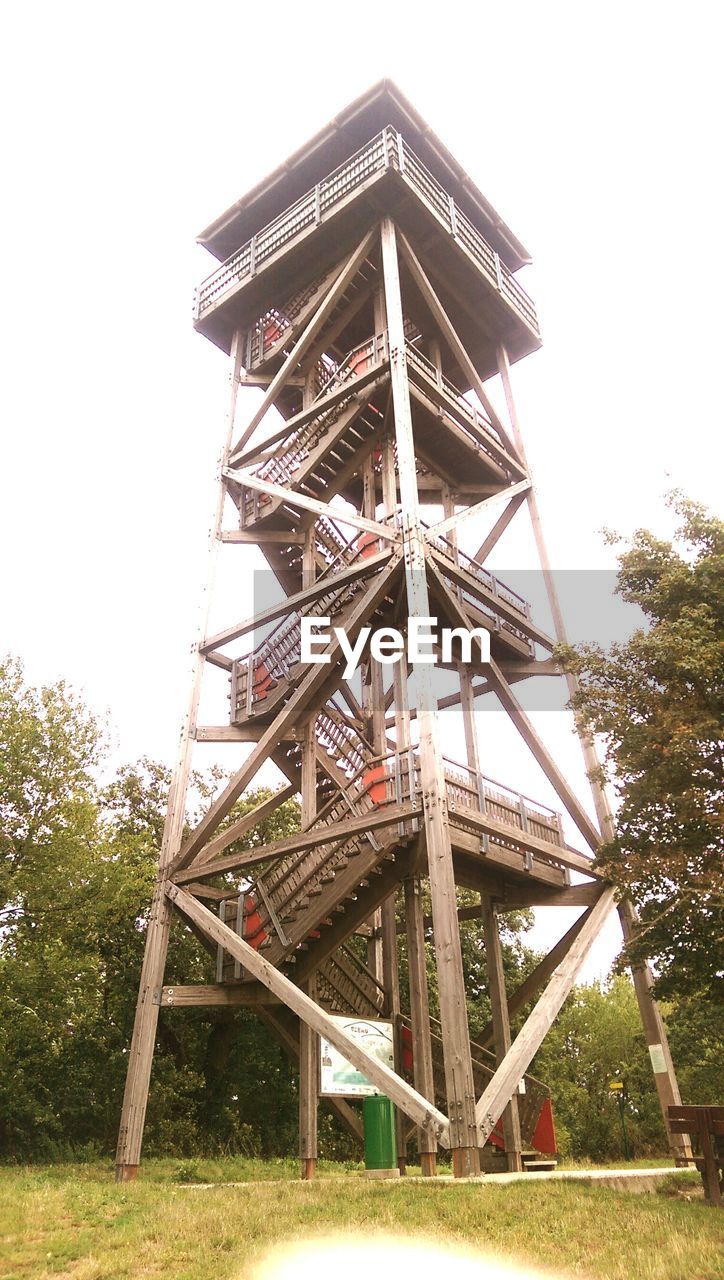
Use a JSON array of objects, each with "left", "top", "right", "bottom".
[{"left": 363, "top": 1095, "right": 397, "bottom": 1173}]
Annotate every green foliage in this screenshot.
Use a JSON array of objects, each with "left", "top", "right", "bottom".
[
  {"left": 558, "top": 494, "right": 724, "bottom": 1002},
  {"left": 533, "top": 975, "right": 666, "bottom": 1160},
  {"left": 0, "top": 655, "right": 304, "bottom": 1161}
]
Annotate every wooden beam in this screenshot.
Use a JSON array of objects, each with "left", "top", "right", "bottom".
[
  {"left": 428, "top": 547, "right": 555, "bottom": 652},
  {"left": 190, "top": 784, "right": 297, "bottom": 871},
  {"left": 449, "top": 805, "right": 597, "bottom": 878},
  {"left": 474, "top": 887, "right": 616, "bottom": 1138},
  {"left": 429, "top": 481, "right": 531, "bottom": 538},
  {"left": 220, "top": 530, "right": 306, "bottom": 545},
  {"left": 481, "top": 893, "right": 523, "bottom": 1170},
  {"left": 195, "top": 725, "right": 293, "bottom": 744},
  {"left": 229, "top": 226, "right": 379, "bottom": 458},
  {"left": 497, "top": 342, "right": 689, "bottom": 1157},
  {"left": 473, "top": 492, "right": 527, "bottom": 563},
  {"left": 486, "top": 658, "right": 603, "bottom": 853},
  {"left": 175, "top": 801, "right": 416, "bottom": 885},
  {"left": 426, "top": 559, "right": 601, "bottom": 854},
  {"left": 232, "top": 370, "right": 387, "bottom": 472},
  {"left": 382, "top": 214, "right": 480, "bottom": 1177},
  {"left": 159, "top": 983, "right": 278, "bottom": 1007},
  {"left": 201, "top": 546, "right": 394, "bottom": 654},
  {"left": 404, "top": 876, "right": 438, "bottom": 1171},
  {"left": 255, "top": 1006, "right": 363, "bottom": 1146},
  {"left": 167, "top": 884, "right": 451, "bottom": 1145},
  {"left": 223, "top": 467, "right": 397, "bottom": 543},
  {"left": 475, "top": 907, "right": 595, "bottom": 1050}
]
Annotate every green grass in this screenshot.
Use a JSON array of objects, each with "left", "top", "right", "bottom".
[{"left": 0, "top": 1160, "right": 720, "bottom": 1280}]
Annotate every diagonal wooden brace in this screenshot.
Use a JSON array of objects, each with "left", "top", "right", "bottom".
[
  {"left": 475, "top": 886, "right": 615, "bottom": 1140},
  {"left": 167, "top": 883, "right": 451, "bottom": 1145},
  {"left": 229, "top": 225, "right": 380, "bottom": 459}
]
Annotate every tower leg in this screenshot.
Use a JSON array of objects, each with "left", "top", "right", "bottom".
[
  {"left": 381, "top": 216, "right": 479, "bottom": 1176},
  {"left": 619, "top": 901, "right": 690, "bottom": 1161},
  {"left": 495, "top": 342, "right": 691, "bottom": 1162},
  {"left": 115, "top": 882, "right": 172, "bottom": 1180},
  {"left": 115, "top": 332, "right": 244, "bottom": 1181},
  {"left": 299, "top": 978, "right": 319, "bottom": 1179}
]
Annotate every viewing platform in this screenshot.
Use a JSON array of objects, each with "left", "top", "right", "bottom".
[{"left": 195, "top": 126, "right": 540, "bottom": 380}]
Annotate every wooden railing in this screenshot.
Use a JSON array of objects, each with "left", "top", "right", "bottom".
[{"left": 195, "top": 127, "right": 539, "bottom": 339}]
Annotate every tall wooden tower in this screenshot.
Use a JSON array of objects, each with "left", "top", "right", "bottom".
[{"left": 116, "top": 81, "right": 689, "bottom": 1181}]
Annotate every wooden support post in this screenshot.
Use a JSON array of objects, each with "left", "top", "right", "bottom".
[
  {"left": 442, "top": 481, "right": 522, "bottom": 1173},
  {"left": 115, "top": 331, "right": 245, "bottom": 1182},
  {"left": 480, "top": 894, "right": 523, "bottom": 1171},
  {"left": 381, "top": 216, "right": 480, "bottom": 1176},
  {"left": 404, "top": 875, "right": 437, "bottom": 1176},
  {"left": 476, "top": 909, "right": 593, "bottom": 1049},
  {"left": 496, "top": 342, "right": 690, "bottom": 1161},
  {"left": 299, "top": 976, "right": 319, "bottom": 1180}
]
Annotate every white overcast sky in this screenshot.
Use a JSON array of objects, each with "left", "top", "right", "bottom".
[{"left": 2, "top": 1, "right": 722, "bottom": 976}]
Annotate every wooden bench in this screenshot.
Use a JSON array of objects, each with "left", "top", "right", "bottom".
[{"left": 668, "top": 1105, "right": 724, "bottom": 1206}]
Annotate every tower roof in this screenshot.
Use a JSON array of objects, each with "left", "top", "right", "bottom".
[{"left": 197, "top": 79, "right": 532, "bottom": 273}]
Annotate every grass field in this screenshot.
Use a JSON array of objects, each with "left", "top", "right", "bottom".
[{"left": 0, "top": 1159, "right": 720, "bottom": 1280}]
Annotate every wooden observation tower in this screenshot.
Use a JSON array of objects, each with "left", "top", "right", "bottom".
[{"left": 116, "top": 81, "right": 688, "bottom": 1181}]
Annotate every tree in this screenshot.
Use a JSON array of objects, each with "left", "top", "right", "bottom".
[
  {"left": 0, "top": 656, "right": 303, "bottom": 1159},
  {"left": 558, "top": 494, "right": 723, "bottom": 1004},
  {"left": 532, "top": 974, "right": 667, "bottom": 1160}
]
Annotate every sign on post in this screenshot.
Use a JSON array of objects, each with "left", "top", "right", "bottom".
[{"left": 319, "top": 1016, "right": 395, "bottom": 1097}]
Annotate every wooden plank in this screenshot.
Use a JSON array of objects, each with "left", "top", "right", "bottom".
[
  {"left": 474, "top": 887, "right": 616, "bottom": 1138},
  {"left": 167, "top": 884, "right": 451, "bottom": 1145},
  {"left": 228, "top": 226, "right": 380, "bottom": 458}
]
